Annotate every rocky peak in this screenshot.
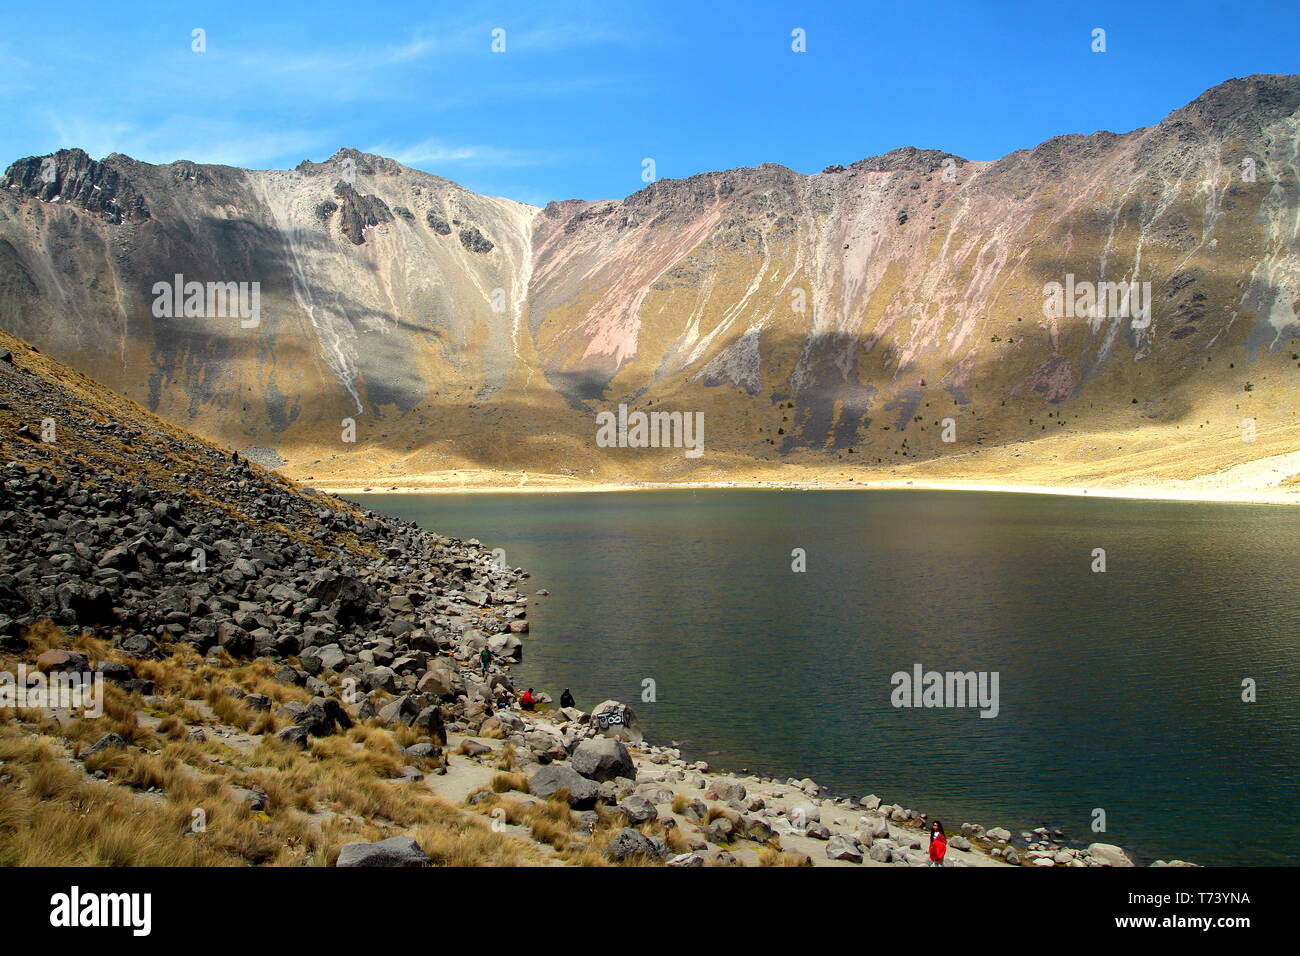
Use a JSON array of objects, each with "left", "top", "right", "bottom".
[
  {"left": 296, "top": 147, "right": 403, "bottom": 180},
  {"left": 847, "top": 146, "right": 968, "bottom": 175},
  {"left": 2, "top": 148, "right": 149, "bottom": 224},
  {"left": 1160, "top": 73, "right": 1300, "bottom": 141}
]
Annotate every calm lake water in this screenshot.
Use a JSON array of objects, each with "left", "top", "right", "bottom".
[{"left": 356, "top": 489, "right": 1300, "bottom": 866}]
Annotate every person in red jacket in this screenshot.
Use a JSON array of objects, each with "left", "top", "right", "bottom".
[
  {"left": 519, "top": 688, "right": 537, "bottom": 712},
  {"left": 929, "top": 821, "right": 947, "bottom": 867}
]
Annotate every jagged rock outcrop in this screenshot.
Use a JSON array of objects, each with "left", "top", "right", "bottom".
[{"left": 2, "top": 148, "right": 149, "bottom": 224}]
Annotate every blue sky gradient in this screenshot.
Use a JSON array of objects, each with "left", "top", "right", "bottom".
[{"left": 1, "top": 0, "right": 1296, "bottom": 204}]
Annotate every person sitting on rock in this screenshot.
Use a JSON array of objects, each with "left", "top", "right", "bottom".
[
  {"left": 559, "top": 688, "right": 575, "bottom": 709},
  {"left": 519, "top": 688, "right": 537, "bottom": 712},
  {"left": 929, "top": 821, "right": 947, "bottom": 867}
]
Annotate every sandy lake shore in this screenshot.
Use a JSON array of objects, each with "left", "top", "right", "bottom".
[{"left": 314, "top": 473, "right": 1300, "bottom": 506}]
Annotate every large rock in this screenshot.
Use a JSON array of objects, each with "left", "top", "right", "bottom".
[
  {"left": 826, "top": 835, "right": 863, "bottom": 863},
  {"left": 860, "top": 813, "right": 889, "bottom": 838},
  {"left": 414, "top": 705, "right": 447, "bottom": 745},
  {"left": 790, "top": 802, "right": 821, "bottom": 826},
  {"left": 274, "top": 725, "right": 309, "bottom": 748},
  {"left": 486, "top": 632, "right": 522, "bottom": 661},
  {"left": 292, "top": 696, "right": 353, "bottom": 736},
  {"left": 417, "top": 659, "right": 457, "bottom": 699},
  {"left": 528, "top": 765, "right": 600, "bottom": 809},
  {"left": 606, "top": 827, "right": 659, "bottom": 862},
  {"left": 336, "top": 836, "right": 430, "bottom": 867},
  {"left": 616, "top": 794, "right": 658, "bottom": 824},
  {"left": 868, "top": 841, "right": 893, "bottom": 863},
  {"left": 571, "top": 737, "right": 635, "bottom": 782},
  {"left": 83, "top": 732, "right": 128, "bottom": 757},
  {"left": 316, "top": 644, "right": 346, "bottom": 672},
  {"left": 590, "top": 699, "right": 642, "bottom": 743},
  {"left": 707, "top": 778, "right": 746, "bottom": 802},
  {"left": 1087, "top": 842, "right": 1135, "bottom": 867},
  {"left": 307, "top": 571, "right": 380, "bottom": 628},
  {"left": 35, "top": 649, "right": 90, "bottom": 673}
]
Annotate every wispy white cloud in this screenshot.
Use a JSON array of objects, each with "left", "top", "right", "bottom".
[
  {"left": 363, "top": 137, "right": 562, "bottom": 170},
  {"left": 46, "top": 114, "right": 330, "bottom": 168},
  {"left": 229, "top": 11, "right": 633, "bottom": 82}
]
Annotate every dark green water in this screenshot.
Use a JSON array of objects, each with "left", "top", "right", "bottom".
[{"left": 357, "top": 489, "right": 1300, "bottom": 866}]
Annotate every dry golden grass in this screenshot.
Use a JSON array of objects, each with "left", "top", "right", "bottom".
[
  {"left": 0, "top": 622, "right": 535, "bottom": 867},
  {"left": 758, "top": 848, "right": 814, "bottom": 867},
  {"left": 492, "top": 744, "right": 519, "bottom": 771},
  {"left": 663, "top": 824, "right": 692, "bottom": 854},
  {"left": 707, "top": 805, "right": 740, "bottom": 825},
  {"left": 206, "top": 690, "right": 263, "bottom": 733},
  {"left": 490, "top": 772, "right": 529, "bottom": 794}
]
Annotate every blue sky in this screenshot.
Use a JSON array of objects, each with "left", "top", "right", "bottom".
[{"left": 1, "top": 0, "right": 1295, "bottom": 205}]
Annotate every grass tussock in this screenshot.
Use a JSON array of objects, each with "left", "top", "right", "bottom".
[
  {"left": 758, "top": 848, "right": 814, "bottom": 867},
  {"left": 490, "top": 772, "right": 529, "bottom": 794}
]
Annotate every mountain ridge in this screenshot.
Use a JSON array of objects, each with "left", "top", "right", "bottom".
[{"left": 1, "top": 73, "right": 1297, "bottom": 489}]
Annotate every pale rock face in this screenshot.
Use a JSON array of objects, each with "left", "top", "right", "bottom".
[
  {"left": 1, "top": 77, "right": 1298, "bottom": 481},
  {"left": 1087, "top": 842, "right": 1136, "bottom": 867}
]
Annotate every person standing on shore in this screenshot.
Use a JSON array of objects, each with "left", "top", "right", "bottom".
[
  {"left": 929, "top": 821, "right": 947, "bottom": 867},
  {"left": 480, "top": 646, "right": 491, "bottom": 672}
]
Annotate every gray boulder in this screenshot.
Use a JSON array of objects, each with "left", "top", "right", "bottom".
[
  {"left": 590, "top": 699, "right": 642, "bottom": 743},
  {"left": 316, "top": 643, "right": 346, "bottom": 671},
  {"left": 486, "top": 632, "right": 522, "bottom": 661},
  {"left": 868, "top": 841, "right": 893, "bottom": 863},
  {"left": 617, "top": 794, "right": 659, "bottom": 824},
  {"left": 708, "top": 778, "right": 746, "bottom": 802},
  {"left": 861, "top": 813, "right": 889, "bottom": 838},
  {"left": 528, "top": 765, "right": 600, "bottom": 809},
  {"left": 827, "top": 835, "right": 863, "bottom": 863},
  {"left": 606, "top": 827, "right": 658, "bottom": 862},
  {"left": 274, "top": 725, "right": 309, "bottom": 748},
  {"left": 417, "top": 659, "right": 457, "bottom": 699},
  {"left": 336, "top": 836, "right": 430, "bottom": 867},
  {"left": 84, "top": 732, "right": 128, "bottom": 757},
  {"left": 571, "top": 736, "right": 635, "bottom": 782}
]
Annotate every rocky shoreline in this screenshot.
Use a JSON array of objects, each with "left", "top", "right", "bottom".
[{"left": 449, "top": 694, "right": 1197, "bottom": 868}]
